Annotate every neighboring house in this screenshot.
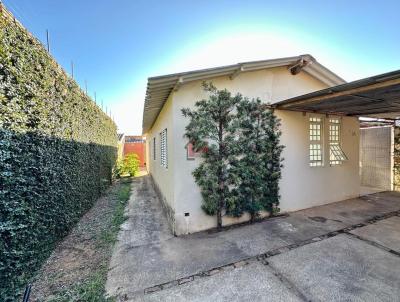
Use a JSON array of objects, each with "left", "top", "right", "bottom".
[
  {"left": 123, "top": 135, "right": 146, "bottom": 167},
  {"left": 142, "top": 54, "right": 400, "bottom": 235}
]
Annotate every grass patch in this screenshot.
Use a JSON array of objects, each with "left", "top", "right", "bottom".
[
  {"left": 46, "top": 178, "right": 132, "bottom": 302},
  {"left": 47, "top": 266, "right": 110, "bottom": 302},
  {"left": 99, "top": 179, "right": 132, "bottom": 246}
]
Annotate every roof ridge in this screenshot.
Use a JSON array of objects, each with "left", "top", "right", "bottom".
[{"left": 142, "top": 55, "right": 345, "bottom": 133}]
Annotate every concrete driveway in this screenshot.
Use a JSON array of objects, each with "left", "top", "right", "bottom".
[{"left": 106, "top": 175, "right": 400, "bottom": 302}]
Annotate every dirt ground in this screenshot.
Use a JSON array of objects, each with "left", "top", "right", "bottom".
[{"left": 30, "top": 178, "right": 131, "bottom": 301}]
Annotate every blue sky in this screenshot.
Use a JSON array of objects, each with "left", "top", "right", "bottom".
[{"left": 4, "top": 0, "right": 400, "bottom": 133}]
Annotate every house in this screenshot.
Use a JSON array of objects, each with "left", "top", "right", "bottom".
[
  {"left": 123, "top": 135, "right": 146, "bottom": 167},
  {"left": 142, "top": 54, "right": 400, "bottom": 235}
]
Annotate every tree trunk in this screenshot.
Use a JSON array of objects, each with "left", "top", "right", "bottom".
[
  {"left": 217, "top": 206, "right": 222, "bottom": 229},
  {"left": 217, "top": 113, "right": 224, "bottom": 229}
]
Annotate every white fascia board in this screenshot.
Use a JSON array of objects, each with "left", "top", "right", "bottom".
[
  {"left": 230, "top": 65, "right": 244, "bottom": 80},
  {"left": 304, "top": 63, "right": 346, "bottom": 87},
  {"left": 173, "top": 77, "right": 184, "bottom": 91},
  {"left": 142, "top": 55, "right": 345, "bottom": 133},
  {"left": 242, "top": 57, "right": 296, "bottom": 71}
]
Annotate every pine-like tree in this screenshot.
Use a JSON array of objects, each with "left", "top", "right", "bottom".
[
  {"left": 182, "top": 83, "right": 284, "bottom": 228},
  {"left": 234, "top": 98, "right": 284, "bottom": 220},
  {"left": 182, "top": 82, "right": 242, "bottom": 228}
]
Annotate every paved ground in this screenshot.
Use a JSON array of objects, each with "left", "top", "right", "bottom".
[
  {"left": 106, "top": 175, "right": 400, "bottom": 302},
  {"left": 137, "top": 261, "right": 304, "bottom": 302},
  {"left": 350, "top": 215, "right": 400, "bottom": 252},
  {"left": 269, "top": 234, "right": 400, "bottom": 302}
]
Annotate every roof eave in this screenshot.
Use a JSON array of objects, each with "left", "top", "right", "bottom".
[
  {"left": 303, "top": 62, "right": 346, "bottom": 87},
  {"left": 142, "top": 55, "right": 345, "bottom": 134}
]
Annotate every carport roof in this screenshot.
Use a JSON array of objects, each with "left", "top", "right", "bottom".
[{"left": 275, "top": 69, "right": 400, "bottom": 118}]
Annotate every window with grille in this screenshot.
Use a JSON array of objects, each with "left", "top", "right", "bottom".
[
  {"left": 329, "top": 118, "right": 347, "bottom": 165},
  {"left": 153, "top": 137, "right": 156, "bottom": 161},
  {"left": 160, "top": 129, "right": 167, "bottom": 168},
  {"left": 309, "top": 117, "right": 323, "bottom": 167}
]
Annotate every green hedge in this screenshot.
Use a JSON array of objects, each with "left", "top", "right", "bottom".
[{"left": 0, "top": 9, "right": 117, "bottom": 300}]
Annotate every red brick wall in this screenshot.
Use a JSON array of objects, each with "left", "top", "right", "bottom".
[{"left": 123, "top": 136, "right": 146, "bottom": 167}]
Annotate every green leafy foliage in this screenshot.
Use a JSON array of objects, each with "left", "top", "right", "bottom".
[
  {"left": 182, "top": 82, "right": 284, "bottom": 227},
  {"left": 47, "top": 266, "right": 111, "bottom": 302},
  {"left": 0, "top": 11, "right": 117, "bottom": 300},
  {"left": 116, "top": 153, "right": 140, "bottom": 177},
  {"left": 182, "top": 82, "right": 242, "bottom": 228},
  {"left": 232, "top": 98, "right": 284, "bottom": 219}
]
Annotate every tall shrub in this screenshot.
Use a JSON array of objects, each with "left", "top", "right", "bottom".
[
  {"left": 233, "top": 98, "right": 284, "bottom": 219},
  {"left": 0, "top": 8, "right": 117, "bottom": 300},
  {"left": 116, "top": 153, "right": 140, "bottom": 177},
  {"left": 182, "top": 83, "right": 284, "bottom": 228},
  {"left": 182, "top": 83, "right": 242, "bottom": 228}
]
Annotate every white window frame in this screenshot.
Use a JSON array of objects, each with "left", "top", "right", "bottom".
[
  {"left": 329, "top": 118, "right": 347, "bottom": 165},
  {"left": 160, "top": 129, "right": 168, "bottom": 168},
  {"left": 309, "top": 117, "right": 323, "bottom": 167}
]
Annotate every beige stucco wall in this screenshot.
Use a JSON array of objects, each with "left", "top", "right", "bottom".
[
  {"left": 146, "top": 66, "right": 360, "bottom": 235},
  {"left": 278, "top": 111, "right": 360, "bottom": 212},
  {"left": 117, "top": 140, "right": 124, "bottom": 161},
  {"left": 145, "top": 93, "right": 176, "bottom": 228}
]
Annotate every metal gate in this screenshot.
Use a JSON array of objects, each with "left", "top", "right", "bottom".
[{"left": 360, "top": 126, "right": 393, "bottom": 190}]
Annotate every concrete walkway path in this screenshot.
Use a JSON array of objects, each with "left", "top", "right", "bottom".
[{"left": 106, "top": 175, "right": 400, "bottom": 301}]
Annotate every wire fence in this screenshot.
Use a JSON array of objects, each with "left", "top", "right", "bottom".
[{"left": 0, "top": 1, "right": 115, "bottom": 122}]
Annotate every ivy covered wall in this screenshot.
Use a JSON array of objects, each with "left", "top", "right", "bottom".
[{"left": 0, "top": 7, "right": 117, "bottom": 300}]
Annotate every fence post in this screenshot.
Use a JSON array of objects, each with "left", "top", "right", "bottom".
[
  {"left": 46, "top": 29, "right": 50, "bottom": 52},
  {"left": 22, "top": 284, "right": 32, "bottom": 302}
]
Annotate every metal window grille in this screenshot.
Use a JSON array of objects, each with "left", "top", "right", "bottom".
[
  {"left": 329, "top": 118, "right": 347, "bottom": 165},
  {"left": 309, "top": 117, "right": 323, "bottom": 167},
  {"left": 153, "top": 137, "right": 156, "bottom": 161},
  {"left": 160, "top": 129, "right": 167, "bottom": 168}
]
